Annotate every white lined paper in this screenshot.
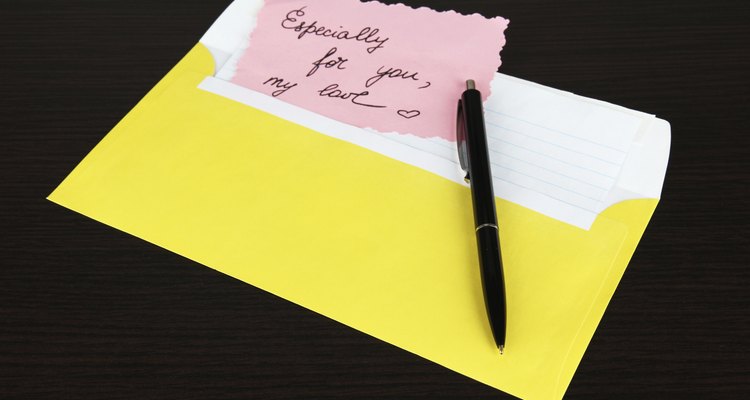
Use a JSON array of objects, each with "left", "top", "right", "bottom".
[{"left": 355, "top": 75, "right": 651, "bottom": 228}]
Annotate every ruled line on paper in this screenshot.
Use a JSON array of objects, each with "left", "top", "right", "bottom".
[
  {"left": 486, "top": 123, "right": 625, "bottom": 169},
  {"left": 485, "top": 109, "right": 629, "bottom": 153},
  {"left": 495, "top": 176, "right": 600, "bottom": 214},
  {"left": 384, "top": 105, "right": 627, "bottom": 215},
  {"left": 481, "top": 106, "right": 631, "bottom": 214},
  {"left": 486, "top": 139, "right": 616, "bottom": 188},
  {"left": 489, "top": 153, "right": 609, "bottom": 200}
]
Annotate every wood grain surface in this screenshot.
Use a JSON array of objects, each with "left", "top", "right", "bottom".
[{"left": 1, "top": 1, "right": 748, "bottom": 398}]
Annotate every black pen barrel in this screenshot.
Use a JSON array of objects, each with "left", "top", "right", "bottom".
[
  {"left": 476, "top": 225, "right": 506, "bottom": 347},
  {"left": 462, "top": 88, "right": 496, "bottom": 226},
  {"left": 462, "top": 86, "right": 506, "bottom": 350}
]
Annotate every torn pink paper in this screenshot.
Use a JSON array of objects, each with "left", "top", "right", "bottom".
[{"left": 230, "top": 0, "right": 508, "bottom": 141}]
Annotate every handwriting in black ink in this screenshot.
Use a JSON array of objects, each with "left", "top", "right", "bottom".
[
  {"left": 263, "top": 77, "right": 297, "bottom": 97},
  {"left": 397, "top": 109, "right": 421, "bottom": 119},
  {"left": 365, "top": 66, "right": 426, "bottom": 88},
  {"left": 281, "top": 7, "right": 389, "bottom": 54},
  {"left": 307, "top": 47, "right": 348, "bottom": 77},
  {"left": 317, "top": 84, "right": 386, "bottom": 108}
]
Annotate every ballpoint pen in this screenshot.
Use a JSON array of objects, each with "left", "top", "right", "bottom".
[{"left": 457, "top": 79, "right": 506, "bottom": 354}]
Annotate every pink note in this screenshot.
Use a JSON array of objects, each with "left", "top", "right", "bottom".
[{"left": 230, "top": 0, "right": 508, "bottom": 141}]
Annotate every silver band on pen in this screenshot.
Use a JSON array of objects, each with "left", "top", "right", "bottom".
[{"left": 475, "top": 223, "right": 498, "bottom": 232}]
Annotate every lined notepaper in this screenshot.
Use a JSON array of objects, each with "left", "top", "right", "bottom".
[
  {"left": 199, "top": 73, "right": 652, "bottom": 229},
  {"left": 376, "top": 75, "right": 648, "bottom": 228}
]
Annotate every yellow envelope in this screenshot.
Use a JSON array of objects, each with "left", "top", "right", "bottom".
[{"left": 48, "top": 8, "right": 669, "bottom": 399}]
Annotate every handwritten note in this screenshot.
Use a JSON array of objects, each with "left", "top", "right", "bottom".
[{"left": 226, "top": 0, "right": 508, "bottom": 140}]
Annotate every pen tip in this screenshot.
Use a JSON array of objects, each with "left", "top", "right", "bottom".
[
  {"left": 466, "top": 79, "right": 476, "bottom": 90},
  {"left": 499, "top": 345, "right": 504, "bottom": 355}
]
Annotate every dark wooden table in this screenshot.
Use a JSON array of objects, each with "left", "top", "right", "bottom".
[{"left": 1, "top": 1, "right": 748, "bottom": 398}]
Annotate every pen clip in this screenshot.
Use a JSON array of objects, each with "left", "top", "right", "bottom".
[{"left": 457, "top": 99, "right": 470, "bottom": 182}]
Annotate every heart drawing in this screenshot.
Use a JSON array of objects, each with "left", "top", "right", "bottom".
[{"left": 397, "top": 109, "right": 421, "bottom": 119}]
